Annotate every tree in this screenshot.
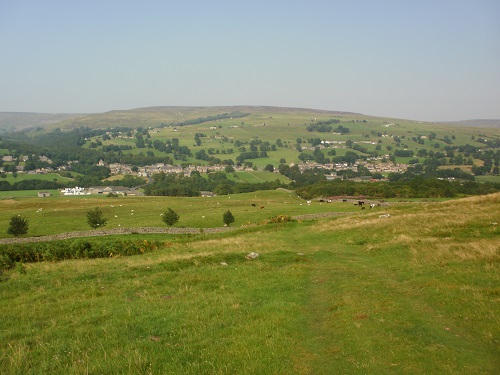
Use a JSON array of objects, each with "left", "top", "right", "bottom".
[
  {"left": 7, "top": 215, "right": 29, "bottom": 237},
  {"left": 86, "top": 207, "right": 107, "bottom": 229},
  {"left": 223, "top": 210, "right": 235, "bottom": 226},
  {"left": 162, "top": 208, "right": 180, "bottom": 227},
  {"left": 264, "top": 164, "right": 274, "bottom": 172}
]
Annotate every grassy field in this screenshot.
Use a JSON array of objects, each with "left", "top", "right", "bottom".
[
  {"left": 476, "top": 175, "right": 500, "bottom": 184},
  {"left": 0, "top": 192, "right": 499, "bottom": 374},
  {"left": 226, "top": 171, "right": 290, "bottom": 184},
  {"left": 0, "top": 190, "right": 356, "bottom": 238},
  {"left": 1, "top": 173, "right": 74, "bottom": 185}
]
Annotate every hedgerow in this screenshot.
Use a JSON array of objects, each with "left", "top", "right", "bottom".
[
  {"left": 262, "top": 215, "right": 297, "bottom": 224},
  {"left": 0, "top": 239, "right": 160, "bottom": 272}
]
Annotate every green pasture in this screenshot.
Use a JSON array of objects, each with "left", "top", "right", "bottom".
[
  {"left": 0, "top": 193, "right": 498, "bottom": 374},
  {"left": 1, "top": 172, "right": 73, "bottom": 184},
  {"left": 476, "top": 175, "right": 500, "bottom": 184},
  {"left": 0, "top": 190, "right": 359, "bottom": 239},
  {"left": 0, "top": 190, "right": 61, "bottom": 198},
  {"left": 226, "top": 171, "right": 290, "bottom": 184}
]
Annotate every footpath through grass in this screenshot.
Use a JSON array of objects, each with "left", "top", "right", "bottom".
[{"left": 0, "top": 194, "right": 499, "bottom": 374}]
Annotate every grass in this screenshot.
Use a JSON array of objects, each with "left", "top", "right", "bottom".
[
  {"left": 476, "top": 175, "right": 500, "bottom": 184},
  {"left": 0, "top": 190, "right": 357, "bottom": 238},
  {"left": 226, "top": 171, "right": 290, "bottom": 184},
  {"left": 0, "top": 190, "right": 62, "bottom": 198},
  {"left": 0, "top": 193, "right": 499, "bottom": 373},
  {"left": 1, "top": 173, "right": 73, "bottom": 184}
]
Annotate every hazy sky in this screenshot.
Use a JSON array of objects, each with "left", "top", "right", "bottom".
[{"left": 1, "top": 0, "right": 499, "bottom": 121}]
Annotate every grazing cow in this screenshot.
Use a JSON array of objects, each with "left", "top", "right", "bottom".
[
  {"left": 358, "top": 201, "right": 365, "bottom": 206},
  {"left": 370, "top": 204, "right": 376, "bottom": 209},
  {"left": 361, "top": 206, "right": 365, "bottom": 210},
  {"left": 251, "top": 203, "right": 256, "bottom": 207},
  {"left": 260, "top": 206, "right": 265, "bottom": 209}
]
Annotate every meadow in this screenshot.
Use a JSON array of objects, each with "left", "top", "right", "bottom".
[
  {"left": 0, "top": 192, "right": 499, "bottom": 374},
  {"left": 1, "top": 173, "right": 74, "bottom": 185},
  {"left": 0, "top": 190, "right": 354, "bottom": 239}
]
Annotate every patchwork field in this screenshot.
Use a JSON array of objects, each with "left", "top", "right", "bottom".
[
  {"left": 47, "top": 106, "right": 500, "bottom": 168},
  {"left": 1, "top": 192, "right": 498, "bottom": 374}
]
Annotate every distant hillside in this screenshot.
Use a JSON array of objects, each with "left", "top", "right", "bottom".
[
  {"left": 54, "top": 106, "right": 362, "bottom": 130},
  {"left": 0, "top": 112, "right": 82, "bottom": 132},
  {"left": 441, "top": 119, "right": 500, "bottom": 128},
  {"left": 2, "top": 107, "right": 499, "bottom": 132}
]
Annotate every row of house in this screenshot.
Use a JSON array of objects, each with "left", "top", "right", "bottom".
[
  {"left": 105, "top": 161, "right": 253, "bottom": 178},
  {"left": 297, "top": 159, "right": 408, "bottom": 175},
  {"left": 60, "top": 186, "right": 140, "bottom": 196},
  {"left": 2, "top": 155, "right": 53, "bottom": 164}
]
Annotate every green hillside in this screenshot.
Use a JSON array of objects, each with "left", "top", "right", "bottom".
[
  {"left": 1, "top": 192, "right": 498, "bottom": 374},
  {"left": 1, "top": 106, "right": 499, "bottom": 194},
  {"left": 50, "top": 106, "right": 500, "bottom": 169}
]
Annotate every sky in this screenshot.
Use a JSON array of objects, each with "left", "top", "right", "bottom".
[{"left": 0, "top": 0, "right": 499, "bottom": 121}]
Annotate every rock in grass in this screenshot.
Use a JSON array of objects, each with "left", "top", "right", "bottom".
[{"left": 246, "top": 252, "right": 259, "bottom": 260}]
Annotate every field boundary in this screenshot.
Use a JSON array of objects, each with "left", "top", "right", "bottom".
[{"left": 0, "top": 226, "right": 236, "bottom": 245}]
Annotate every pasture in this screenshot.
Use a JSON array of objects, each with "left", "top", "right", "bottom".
[
  {"left": 0, "top": 193, "right": 498, "bottom": 374},
  {"left": 0, "top": 190, "right": 357, "bottom": 239},
  {"left": 1, "top": 173, "right": 73, "bottom": 185}
]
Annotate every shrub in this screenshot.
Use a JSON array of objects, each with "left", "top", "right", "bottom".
[
  {"left": 86, "top": 207, "right": 108, "bottom": 229},
  {"left": 0, "top": 239, "right": 161, "bottom": 272},
  {"left": 223, "top": 210, "right": 235, "bottom": 226},
  {"left": 162, "top": 208, "right": 180, "bottom": 227},
  {"left": 264, "top": 215, "right": 297, "bottom": 224},
  {"left": 7, "top": 215, "right": 29, "bottom": 237}
]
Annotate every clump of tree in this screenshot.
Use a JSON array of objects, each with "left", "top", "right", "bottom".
[
  {"left": 7, "top": 215, "right": 29, "bottom": 237},
  {"left": 306, "top": 123, "right": 332, "bottom": 132},
  {"left": 144, "top": 171, "right": 285, "bottom": 197},
  {"left": 236, "top": 151, "right": 268, "bottom": 163},
  {"left": 306, "top": 118, "right": 340, "bottom": 133},
  {"left": 162, "top": 208, "right": 180, "bottom": 227},
  {"left": 334, "top": 125, "right": 350, "bottom": 134},
  {"left": 264, "top": 164, "right": 274, "bottom": 172},
  {"left": 164, "top": 112, "right": 249, "bottom": 127},
  {"left": 86, "top": 207, "right": 108, "bottom": 229}
]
